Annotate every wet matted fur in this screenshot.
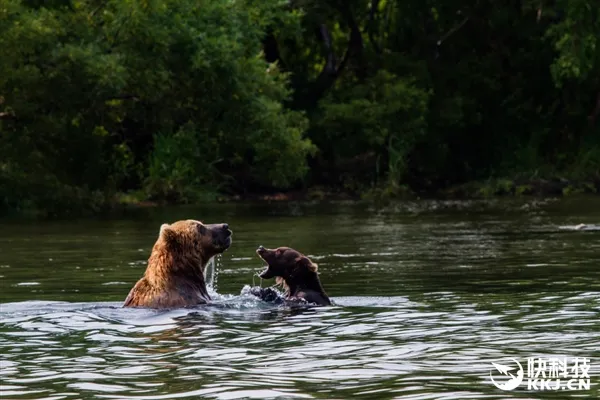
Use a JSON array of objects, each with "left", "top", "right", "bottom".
[{"left": 123, "top": 220, "right": 232, "bottom": 308}]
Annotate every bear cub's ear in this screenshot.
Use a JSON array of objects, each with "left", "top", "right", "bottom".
[{"left": 295, "top": 256, "right": 318, "bottom": 272}]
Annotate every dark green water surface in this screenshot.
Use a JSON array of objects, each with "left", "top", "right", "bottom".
[{"left": 1, "top": 198, "right": 599, "bottom": 399}]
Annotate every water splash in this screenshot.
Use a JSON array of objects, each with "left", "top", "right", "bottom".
[
  {"left": 204, "top": 255, "right": 222, "bottom": 298},
  {"left": 558, "top": 223, "right": 600, "bottom": 231},
  {"left": 204, "top": 256, "right": 215, "bottom": 290},
  {"left": 214, "top": 254, "right": 221, "bottom": 289}
]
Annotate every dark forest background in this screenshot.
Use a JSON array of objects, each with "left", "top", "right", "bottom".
[{"left": 1, "top": 0, "right": 599, "bottom": 216}]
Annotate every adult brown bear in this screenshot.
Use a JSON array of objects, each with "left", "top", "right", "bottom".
[
  {"left": 251, "top": 245, "right": 331, "bottom": 306},
  {"left": 123, "top": 220, "right": 232, "bottom": 308}
]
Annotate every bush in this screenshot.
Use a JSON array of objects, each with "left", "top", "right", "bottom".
[{"left": 313, "top": 70, "right": 429, "bottom": 189}]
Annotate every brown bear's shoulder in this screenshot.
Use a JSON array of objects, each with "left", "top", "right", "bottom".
[{"left": 123, "top": 277, "right": 195, "bottom": 308}]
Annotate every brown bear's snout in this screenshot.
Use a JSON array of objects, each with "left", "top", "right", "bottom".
[{"left": 206, "top": 223, "right": 232, "bottom": 250}]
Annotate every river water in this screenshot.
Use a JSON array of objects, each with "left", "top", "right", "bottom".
[{"left": 1, "top": 198, "right": 599, "bottom": 399}]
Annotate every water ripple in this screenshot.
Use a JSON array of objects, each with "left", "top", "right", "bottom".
[
  {"left": 2, "top": 200, "right": 600, "bottom": 398},
  {"left": 1, "top": 288, "right": 599, "bottom": 399}
]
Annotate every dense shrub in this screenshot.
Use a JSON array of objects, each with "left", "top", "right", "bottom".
[{"left": 1, "top": 0, "right": 598, "bottom": 215}]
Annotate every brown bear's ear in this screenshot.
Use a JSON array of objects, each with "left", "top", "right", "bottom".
[{"left": 159, "top": 223, "right": 177, "bottom": 243}]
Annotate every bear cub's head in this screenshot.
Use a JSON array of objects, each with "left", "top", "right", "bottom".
[{"left": 256, "top": 246, "right": 316, "bottom": 280}]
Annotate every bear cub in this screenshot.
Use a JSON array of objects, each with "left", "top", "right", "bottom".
[{"left": 250, "top": 246, "right": 331, "bottom": 306}]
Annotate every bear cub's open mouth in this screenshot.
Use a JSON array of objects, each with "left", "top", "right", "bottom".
[{"left": 255, "top": 245, "right": 271, "bottom": 278}]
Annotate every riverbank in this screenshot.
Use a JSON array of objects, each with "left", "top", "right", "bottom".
[
  {"left": 119, "top": 177, "right": 600, "bottom": 206},
  {"left": 2, "top": 176, "right": 597, "bottom": 219},
  {"left": 440, "top": 177, "right": 600, "bottom": 198}
]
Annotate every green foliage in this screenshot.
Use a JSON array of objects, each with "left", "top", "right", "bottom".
[
  {"left": 0, "top": 0, "right": 313, "bottom": 212},
  {"left": 145, "top": 124, "right": 222, "bottom": 203},
  {"left": 1, "top": 0, "right": 599, "bottom": 216},
  {"left": 315, "top": 71, "right": 429, "bottom": 188},
  {"left": 546, "top": 0, "right": 600, "bottom": 86}
]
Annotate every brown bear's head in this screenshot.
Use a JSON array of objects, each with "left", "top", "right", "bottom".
[
  {"left": 158, "top": 219, "right": 232, "bottom": 259},
  {"left": 255, "top": 246, "right": 317, "bottom": 284}
]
